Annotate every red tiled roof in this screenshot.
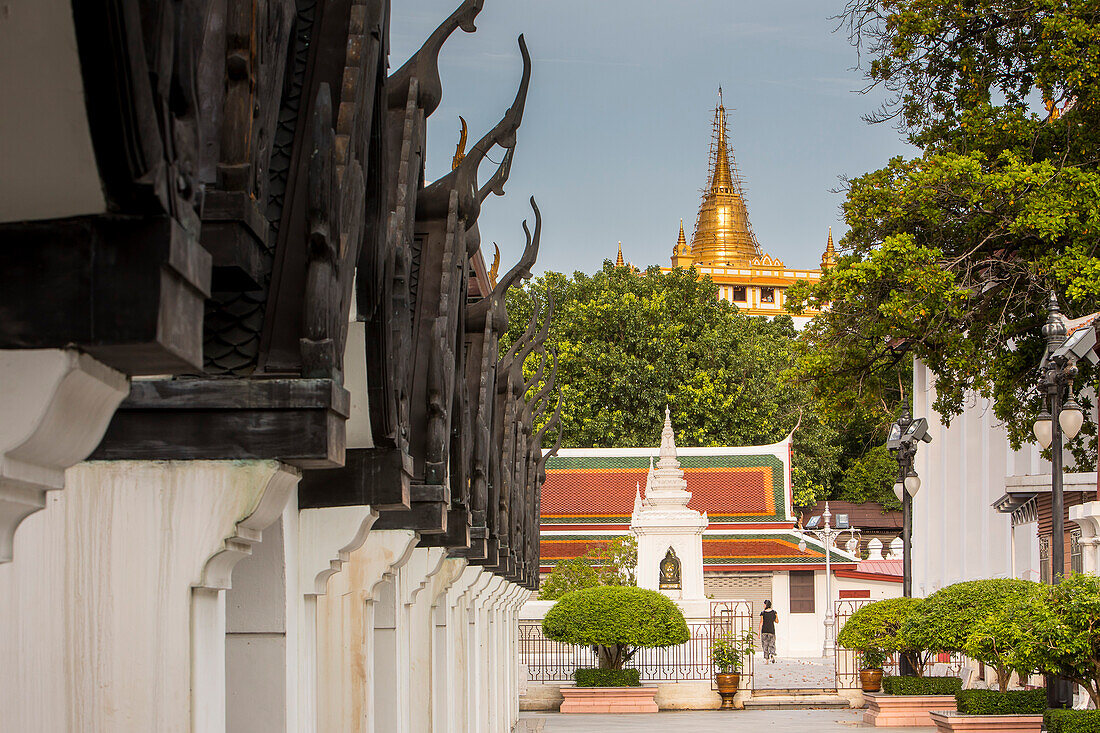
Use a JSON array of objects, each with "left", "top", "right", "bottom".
[
  {"left": 539, "top": 533, "right": 855, "bottom": 568},
  {"left": 542, "top": 452, "right": 788, "bottom": 524}
]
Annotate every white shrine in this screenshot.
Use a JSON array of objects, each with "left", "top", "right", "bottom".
[{"left": 631, "top": 407, "right": 708, "bottom": 600}]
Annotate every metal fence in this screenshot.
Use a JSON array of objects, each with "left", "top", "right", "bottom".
[
  {"left": 834, "top": 599, "right": 964, "bottom": 689},
  {"left": 520, "top": 601, "right": 755, "bottom": 685}
]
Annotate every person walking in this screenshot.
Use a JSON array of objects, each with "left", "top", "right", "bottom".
[{"left": 760, "top": 600, "right": 778, "bottom": 663}]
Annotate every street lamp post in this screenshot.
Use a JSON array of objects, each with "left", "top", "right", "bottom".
[
  {"left": 887, "top": 406, "right": 932, "bottom": 675},
  {"left": 799, "top": 501, "right": 861, "bottom": 658},
  {"left": 1033, "top": 292, "right": 1090, "bottom": 709}
]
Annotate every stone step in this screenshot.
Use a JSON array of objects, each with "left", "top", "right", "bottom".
[
  {"left": 743, "top": 695, "right": 853, "bottom": 708},
  {"left": 744, "top": 691, "right": 851, "bottom": 710},
  {"left": 752, "top": 687, "right": 839, "bottom": 696}
]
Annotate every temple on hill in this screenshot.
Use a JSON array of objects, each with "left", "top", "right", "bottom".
[{"left": 622, "top": 91, "right": 836, "bottom": 326}]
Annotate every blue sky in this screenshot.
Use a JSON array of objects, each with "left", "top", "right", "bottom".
[{"left": 389, "top": 1, "right": 915, "bottom": 277}]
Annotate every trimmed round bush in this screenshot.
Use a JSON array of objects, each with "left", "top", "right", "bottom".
[
  {"left": 1046, "top": 709, "right": 1100, "bottom": 733},
  {"left": 903, "top": 579, "right": 1040, "bottom": 654},
  {"left": 881, "top": 676, "right": 962, "bottom": 696},
  {"left": 954, "top": 689, "right": 1046, "bottom": 715},
  {"left": 574, "top": 668, "right": 641, "bottom": 688},
  {"left": 542, "top": 586, "right": 690, "bottom": 670},
  {"left": 837, "top": 597, "right": 926, "bottom": 672}
]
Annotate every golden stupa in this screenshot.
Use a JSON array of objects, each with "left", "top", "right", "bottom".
[
  {"left": 691, "top": 97, "right": 763, "bottom": 267},
  {"left": 658, "top": 91, "right": 833, "bottom": 322}
]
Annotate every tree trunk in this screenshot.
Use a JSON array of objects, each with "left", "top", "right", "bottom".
[{"left": 996, "top": 667, "right": 1010, "bottom": 693}]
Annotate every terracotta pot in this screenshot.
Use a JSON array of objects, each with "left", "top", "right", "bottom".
[
  {"left": 715, "top": 672, "right": 741, "bottom": 709},
  {"left": 860, "top": 668, "right": 884, "bottom": 692}
]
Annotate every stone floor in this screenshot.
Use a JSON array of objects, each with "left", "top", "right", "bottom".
[
  {"left": 753, "top": 654, "right": 837, "bottom": 689},
  {"left": 519, "top": 709, "right": 932, "bottom": 732}
]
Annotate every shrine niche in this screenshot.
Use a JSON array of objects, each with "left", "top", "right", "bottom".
[{"left": 659, "top": 547, "right": 681, "bottom": 590}]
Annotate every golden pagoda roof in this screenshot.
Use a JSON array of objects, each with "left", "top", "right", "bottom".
[
  {"left": 690, "top": 93, "right": 763, "bottom": 267},
  {"left": 616, "top": 241, "right": 625, "bottom": 267},
  {"left": 675, "top": 219, "right": 689, "bottom": 254},
  {"left": 821, "top": 226, "right": 837, "bottom": 269}
]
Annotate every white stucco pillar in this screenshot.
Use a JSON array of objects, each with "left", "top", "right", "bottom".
[
  {"left": 1071, "top": 502, "right": 1100, "bottom": 574},
  {"left": 296, "top": 505, "right": 377, "bottom": 732},
  {"left": 0, "top": 349, "right": 127, "bottom": 564},
  {"left": 448, "top": 566, "right": 485, "bottom": 733},
  {"left": 315, "top": 528, "right": 417, "bottom": 733},
  {"left": 0, "top": 459, "right": 298, "bottom": 732},
  {"left": 426, "top": 557, "right": 468, "bottom": 733},
  {"left": 465, "top": 571, "right": 497, "bottom": 732},
  {"left": 402, "top": 547, "right": 448, "bottom": 733}
]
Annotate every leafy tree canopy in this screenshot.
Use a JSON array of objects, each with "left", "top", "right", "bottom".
[
  {"left": 1024, "top": 572, "right": 1100, "bottom": 707},
  {"left": 506, "top": 263, "right": 897, "bottom": 509},
  {"left": 902, "top": 578, "right": 1043, "bottom": 657},
  {"left": 541, "top": 586, "right": 690, "bottom": 669},
  {"left": 837, "top": 597, "right": 929, "bottom": 673},
  {"left": 538, "top": 536, "right": 637, "bottom": 601},
  {"left": 789, "top": 0, "right": 1100, "bottom": 464}
]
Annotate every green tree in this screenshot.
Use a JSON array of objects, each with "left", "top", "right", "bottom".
[
  {"left": 790, "top": 0, "right": 1100, "bottom": 463},
  {"left": 541, "top": 586, "right": 690, "bottom": 670},
  {"left": 903, "top": 578, "right": 1044, "bottom": 691},
  {"left": 538, "top": 536, "right": 638, "bottom": 601},
  {"left": 1024, "top": 573, "right": 1100, "bottom": 707},
  {"left": 505, "top": 263, "right": 876, "bottom": 506},
  {"left": 837, "top": 597, "right": 930, "bottom": 674}
]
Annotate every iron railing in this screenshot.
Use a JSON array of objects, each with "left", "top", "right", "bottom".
[
  {"left": 520, "top": 601, "right": 755, "bottom": 686},
  {"left": 834, "top": 599, "right": 964, "bottom": 689}
]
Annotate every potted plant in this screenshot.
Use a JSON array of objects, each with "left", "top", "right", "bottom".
[
  {"left": 541, "top": 585, "right": 690, "bottom": 713},
  {"left": 860, "top": 648, "right": 888, "bottom": 692},
  {"left": 712, "top": 630, "right": 754, "bottom": 709}
]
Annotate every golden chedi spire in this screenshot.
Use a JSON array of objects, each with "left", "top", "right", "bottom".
[
  {"left": 821, "top": 226, "right": 837, "bottom": 269},
  {"left": 616, "top": 241, "right": 625, "bottom": 267},
  {"left": 690, "top": 90, "right": 763, "bottom": 267},
  {"left": 671, "top": 218, "right": 693, "bottom": 268}
]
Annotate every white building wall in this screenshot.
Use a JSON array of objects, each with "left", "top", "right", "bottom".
[{"left": 913, "top": 359, "right": 1045, "bottom": 595}]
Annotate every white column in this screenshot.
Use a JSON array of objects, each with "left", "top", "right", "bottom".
[
  {"left": 0, "top": 349, "right": 127, "bottom": 563},
  {"left": 315, "top": 528, "right": 417, "bottom": 733},
  {"left": 1071, "top": 503, "right": 1100, "bottom": 574},
  {"left": 447, "top": 566, "right": 484, "bottom": 733},
  {"left": 0, "top": 459, "right": 298, "bottom": 733},
  {"left": 296, "top": 505, "right": 377, "bottom": 733},
  {"left": 465, "top": 571, "right": 497, "bottom": 732},
  {"left": 403, "top": 547, "right": 448, "bottom": 733}
]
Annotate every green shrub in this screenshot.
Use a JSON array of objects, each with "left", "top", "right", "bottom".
[
  {"left": 542, "top": 586, "right": 690, "bottom": 669},
  {"left": 954, "top": 689, "right": 1046, "bottom": 715},
  {"left": 904, "top": 578, "right": 1044, "bottom": 690},
  {"left": 713, "top": 630, "right": 755, "bottom": 674},
  {"left": 837, "top": 597, "right": 929, "bottom": 673},
  {"left": 881, "top": 676, "right": 962, "bottom": 695},
  {"left": 574, "top": 668, "right": 641, "bottom": 687},
  {"left": 1046, "top": 709, "right": 1100, "bottom": 733},
  {"left": 860, "top": 648, "right": 888, "bottom": 670},
  {"left": 1025, "top": 573, "right": 1100, "bottom": 708}
]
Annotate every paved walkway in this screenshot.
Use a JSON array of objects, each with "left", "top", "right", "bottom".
[
  {"left": 753, "top": 654, "right": 836, "bottom": 689},
  {"left": 520, "top": 709, "right": 931, "bottom": 732}
]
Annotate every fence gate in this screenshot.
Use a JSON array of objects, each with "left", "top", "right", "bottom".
[{"left": 710, "top": 600, "right": 754, "bottom": 690}]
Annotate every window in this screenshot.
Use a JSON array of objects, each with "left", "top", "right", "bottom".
[
  {"left": 1040, "top": 535, "right": 1051, "bottom": 584},
  {"left": 790, "top": 570, "right": 815, "bottom": 613},
  {"left": 761, "top": 287, "right": 775, "bottom": 303},
  {"left": 732, "top": 286, "right": 746, "bottom": 302},
  {"left": 1072, "top": 529, "right": 1083, "bottom": 574}
]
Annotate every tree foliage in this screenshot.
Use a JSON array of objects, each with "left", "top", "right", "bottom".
[
  {"left": 506, "top": 263, "right": 893, "bottom": 508},
  {"left": 790, "top": 0, "right": 1100, "bottom": 463},
  {"left": 902, "top": 578, "right": 1044, "bottom": 691},
  {"left": 837, "top": 597, "right": 929, "bottom": 674},
  {"left": 541, "top": 586, "right": 690, "bottom": 670},
  {"left": 538, "top": 536, "right": 637, "bottom": 601},
  {"left": 1023, "top": 573, "right": 1100, "bottom": 707}
]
